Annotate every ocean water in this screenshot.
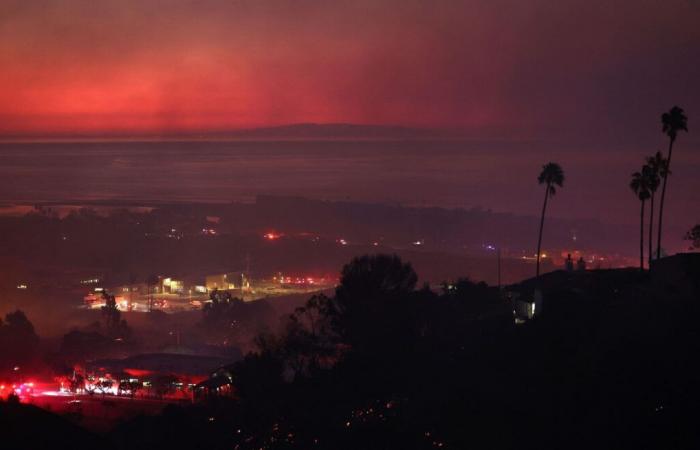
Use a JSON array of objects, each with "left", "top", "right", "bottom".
[{"left": 0, "top": 139, "right": 698, "bottom": 227}]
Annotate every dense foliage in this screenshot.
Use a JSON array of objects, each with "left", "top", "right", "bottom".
[
  {"left": 0, "top": 310, "right": 41, "bottom": 377},
  {"left": 102, "top": 254, "right": 700, "bottom": 450}
]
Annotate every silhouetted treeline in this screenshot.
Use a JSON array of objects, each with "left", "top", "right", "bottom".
[
  {"left": 628, "top": 106, "right": 688, "bottom": 270},
  {"left": 199, "top": 289, "right": 277, "bottom": 351},
  {"left": 104, "top": 254, "right": 700, "bottom": 450},
  {"left": 0, "top": 310, "right": 41, "bottom": 377}
]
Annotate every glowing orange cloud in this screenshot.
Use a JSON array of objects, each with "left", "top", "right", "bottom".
[{"left": 0, "top": 0, "right": 697, "bottom": 137}]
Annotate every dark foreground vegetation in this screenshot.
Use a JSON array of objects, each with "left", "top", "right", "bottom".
[{"left": 3, "top": 253, "right": 700, "bottom": 450}]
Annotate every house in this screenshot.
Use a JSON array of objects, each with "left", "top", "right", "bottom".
[{"left": 508, "top": 289, "right": 543, "bottom": 324}]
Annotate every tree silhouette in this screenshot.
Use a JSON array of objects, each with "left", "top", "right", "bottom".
[
  {"left": 535, "top": 162, "right": 564, "bottom": 277},
  {"left": 656, "top": 106, "right": 688, "bottom": 259},
  {"left": 0, "top": 310, "right": 41, "bottom": 376},
  {"left": 100, "top": 290, "right": 130, "bottom": 339},
  {"left": 334, "top": 254, "right": 417, "bottom": 349},
  {"left": 200, "top": 289, "right": 274, "bottom": 348},
  {"left": 101, "top": 290, "right": 121, "bottom": 329},
  {"left": 336, "top": 254, "right": 417, "bottom": 301},
  {"left": 109, "top": 251, "right": 700, "bottom": 450},
  {"left": 644, "top": 152, "right": 666, "bottom": 267},
  {"left": 231, "top": 350, "right": 285, "bottom": 413},
  {"left": 685, "top": 224, "right": 700, "bottom": 249},
  {"left": 630, "top": 168, "right": 652, "bottom": 271},
  {"left": 281, "top": 294, "right": 338, "bottom": 378}
]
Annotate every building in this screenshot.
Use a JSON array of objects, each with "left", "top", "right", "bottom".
[
  {"left": 79, "top": 352, "right": 238, "bottom": 399},
  {"left": 194, "top": 365, "right": 236, "bottom": 400},
  {"left": 508, "top": 289, "right": 543, "bottom": 324},
  {"left": 205, "top": 273, "right": 236, "bottom": 291},
  {"left": 161, "top": 277, "right": 184, "bottom": 294}
]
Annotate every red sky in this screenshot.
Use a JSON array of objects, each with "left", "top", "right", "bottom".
[{"left": 0, "top": 0, "right": 698, "bottom": 139}]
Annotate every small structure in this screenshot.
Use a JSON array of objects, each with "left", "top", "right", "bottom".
[
  {"left": 161, "top": 277, "right": 184, "bottom": 294},
  {"left": 508, "top": 289, "right": 543, "bottom": 324},
  {"left": 205, "top": 273, "right": 236, "bottom": 291},
  {"left": 194, "top": 366, "right": 235, "bottom": 400}
]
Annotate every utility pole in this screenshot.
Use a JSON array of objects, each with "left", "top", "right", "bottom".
[{"left": 497, "top": 247, "right": 502, "bottom": 291}]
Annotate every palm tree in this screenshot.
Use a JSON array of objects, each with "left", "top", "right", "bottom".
[
  {"left": 644, "top": 152, "right": 666, "bottom": 267},
  {"left": 630, "top": 168, "right": 651, "bottom": 271},
  {"left": 656, "top": 106, "right": 688, "bottom": 259},
  {"left": 535, "top": 162, "right": 564, "bottom": 277}
]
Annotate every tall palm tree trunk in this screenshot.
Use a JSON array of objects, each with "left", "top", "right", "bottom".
[
  {"left": 536, "top": 184, "right": 550, "bottom": 277},
  {"left": 656, "top": 139, "right": 675, "bottom": 259},
  {"left": 640, "top": 199, "right": 646, "bottom": 272},
  {"left": 648, "top": 193, "right": 655, "bottom": 268}
]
